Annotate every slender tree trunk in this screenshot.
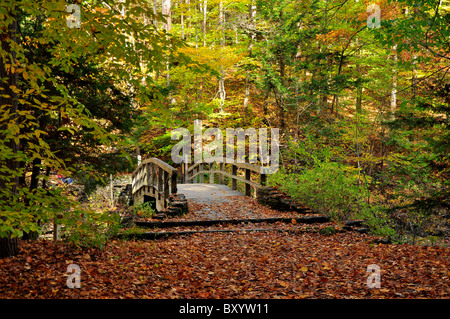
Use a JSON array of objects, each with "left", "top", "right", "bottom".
[
  {"left": 412, "top": 54, "right": 417, "bottom": 99},
  {"left": 390, "top": 45, "right": 398, "bottom": 120},
  {"left": 355, "top": 38, "right": 363, "bottom": 113},
  {"left": 203, "top": 0, "right": 207, "bottom": 47},
  {"left": 194, "top": 1, "right": 198, "bottom": 49},
  {"left": 187, "top": 0, "right": 191, "bottom": 39},
  {"left": 277, "top": 55, "right": 286, "bottom": 130},
  {"left": 217, "top": 0, "right": 225, "bottom": 111},
  {"left": 162, "top": 0, "right": 172, "bottom": 32},
  {"left": 153, "top": 0, "right": 158, "bottom": 28},
  {"left": 163, "top": 0, "right": 172, "bottom": 107},
  {"left": 181, "top": 0, "right": 185, "bottom": 40},
  {"left": 0, "top": 15, "right": 19, "bottom": 258},
  {"left": 244, "top": 1, "right": 256, "bottom": 112}
]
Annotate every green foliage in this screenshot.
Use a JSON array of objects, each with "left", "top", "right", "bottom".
[
  {"left": 318, "top": 226, "right": 337, "bottom": 236},
  {"left": 270, "top": 161, "right": 370, "bottom": 222},
  {"left": 62, "top": 208, "right": 121, "bottom": 250},
  {"left": 356, "top": 207, "right": 397, "bottom": 238},
  {"left": 132, "top": 202, "right": 156, "bottom": 219},
  {"left": 0, "top": 0, "right": 184, "bottom": 248}
]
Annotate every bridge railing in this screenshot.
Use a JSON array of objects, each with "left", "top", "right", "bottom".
[
  {"left": 181, "top": 158, "right": 266, "bottom": 197},
  {"left": 132, "top": 158, "right": 178, "bottom": 209}
]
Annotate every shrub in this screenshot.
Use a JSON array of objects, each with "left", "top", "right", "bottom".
[
  {"left": 132, "top": 202, "right": 156, "bottom": 219},
  {"left": 62, "top": 208, "right": 121, "bottom": 250},
  {"left": 269, "top": 161, "right": 370, "bottom": 222}
]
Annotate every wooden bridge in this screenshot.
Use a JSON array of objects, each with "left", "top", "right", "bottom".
[{"left": 131, "top": 157, "right": 268, "bottom": 212}]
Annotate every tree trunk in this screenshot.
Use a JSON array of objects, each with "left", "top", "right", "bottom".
[
  {"left": 412, "top": 54, "right": 417, "bottom": 99},
  {"left": 181, "top": 0, "right": 185, "bottom": 40},
  {"left": 0, "top": 14, "right": 20, "bottom": 258},
  {"left": 153, "top": 0, "right": 158, "bottom": 28},
  {"left": 0, "top": 235, "right": 18, "bottom": 259},
  {"left": 243, "top": 1, "right": 256, "bottom": 112},
  {"left": 163, "top": 0, "right": 172, "bottom": 92},
  {"left": 217, "top": 0, "right": 225, "bottom": 111},
  {"left": 390, "top": 45, "right": 397, "bottom": 120},
  {"left": 162, "top": 0, "right": 172, "bottom": 32},
  {"left": 203, "top": 0, "right": 207, "bottom": 47},
  {"left": 277, "top": 55, "right": 286, "bottom": 130}
]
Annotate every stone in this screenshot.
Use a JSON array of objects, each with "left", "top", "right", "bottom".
[{"left": 256, "top": 186, "right": 300, "bottom": 212}]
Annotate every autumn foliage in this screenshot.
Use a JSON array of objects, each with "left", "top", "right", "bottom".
[{"left": 0, "top": 230, "right": 448, "bottom": 299}]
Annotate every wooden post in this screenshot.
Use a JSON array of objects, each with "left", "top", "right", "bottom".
[
  {"left": 152, "top": 164, "right": 156, "bottom": 186},
  {"left": 184, "top": 154, "right": 189, "bottom": 183},
  {"left": 193, "top": 166, "right": 197, "bottom": 183},
  {"left": 171, "top": 172, "right": 177, "bottom": 194},
  {"left": 232, "top": 165, "right": 237, "bottom": 190},
  {"left": 245, "top": 168, "right": 251, "bottom": 196},
  {"left": 164, "top": 170, "right": 169, "bottom": 207},
  {"left": 209, "top": 163, "right": 214, "bottom": 184},
  {"left": 146, "top": 163, "right": 151, "bottom": 186},
  {"left": 260, "top": 173, "right": 266, "bottom": 186},
  {"left": 219, "top": 162, "right": 224, "bottom": 184},
  {"left": 181, "top": 162, "right": 185, "bottom": 183},
  {"left": 199, "top": 163, "right": 204, "bottom": 183},
  {"left": 158, "top": 167, "right": 163, "bottom": 194}
]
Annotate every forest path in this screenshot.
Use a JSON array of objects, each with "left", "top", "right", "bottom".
[
  {"left": 128, "top": 183, "right": 335, "bottom": 240},
  {"left": 175, "top": 184, "right": 258, "bottom": 220}
]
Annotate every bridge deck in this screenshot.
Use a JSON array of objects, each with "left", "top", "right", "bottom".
[{"left": 177, "top": 183, "right": 243, "bottom": 202}]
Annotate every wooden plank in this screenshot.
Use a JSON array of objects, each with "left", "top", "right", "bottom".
[
  {"left": 132, "top": 158, "right": 177, "bottom": 178},
  {"left": 158, "top": 167, "right": 163, "bottom": 192},
  {"left": 199, "top": 163, "right": 204, "bottom": 183},
  {"left": 219, "top": 163, "right": 224, "bottom": 184},
  {"left": 219, "top": 170, "right": 260, "bottom": 189},
  {"left": 171, "top": 173, "right": 177, "bottom": 194},
  {"left": 164, "top": 170, "right": 169, "bottom": 207},
  {"left": 187, "top": 158, "right": 262, "bottom": 174},
  {"left": 136, "top": 215, "right": 327, "bottom": 229},
  {"left": 245, "top": 169, "right": 251, "bottom": 196},
  {"left": 231, "top": 165, "right": 237, "bottom": 190},
  {"left": 260, "top": 173, "right": 266, "bottom": 186},
  {"left": 209, "top": 163, "right": 214, "bottom": 184}
]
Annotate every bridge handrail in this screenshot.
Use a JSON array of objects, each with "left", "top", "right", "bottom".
[
  {"left": 182, "top": 158, "right": 266, "bottom": 197},
  {"left": 131, "top": 158, "right": 178, "bottom": 209}
]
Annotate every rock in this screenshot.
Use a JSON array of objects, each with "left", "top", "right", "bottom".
[
  {"left": 162, "top": 193, "right": 188, "bottom": 218},
  {"left": 256, "top": 186, "right": 304, "bottom": 212},
  {"left": 153, "top": 213, "right": 166, "bottom": 220},
  {"left": 345, "top": 220, "right": 366, "bottom": 227},
  {"left": 354, "top": 227, "right": 369, "bottom": 234},
  {"left": 371, "top": 238, "right": 392, "bottom": 244}
]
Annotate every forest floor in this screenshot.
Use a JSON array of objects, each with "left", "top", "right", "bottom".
[
  {"left": 1, "top": 192, "right": 449, "bottom": 299},
  {"left": 0, "top": 231, "right": 448, "bottom": 299}
]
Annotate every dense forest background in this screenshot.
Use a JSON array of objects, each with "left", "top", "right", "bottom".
[{"left": 1, "top": 0, "right": 449, "bottom": 256}]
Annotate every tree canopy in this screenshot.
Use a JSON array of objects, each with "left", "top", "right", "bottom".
[{"left": 1, "top": 0, "right": 449, "bottom": 256}]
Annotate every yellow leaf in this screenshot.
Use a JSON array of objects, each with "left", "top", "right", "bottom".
[{"left": 301, "top": 266, "right": 308, "bottom": 272}]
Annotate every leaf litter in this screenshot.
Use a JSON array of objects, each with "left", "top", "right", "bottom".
[{"left": 0, "top": 230, "right": 448, "bottom": 299}]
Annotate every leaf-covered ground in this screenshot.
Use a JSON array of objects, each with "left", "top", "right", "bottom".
[{"left": 1, "top": 231, "right": 448, "bottom": 299}]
